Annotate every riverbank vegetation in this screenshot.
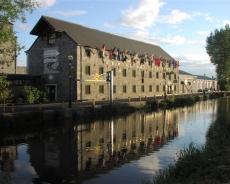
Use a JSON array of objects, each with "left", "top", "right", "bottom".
[{"left": 142, "top": 110, "right": 230, "bottom": 184}]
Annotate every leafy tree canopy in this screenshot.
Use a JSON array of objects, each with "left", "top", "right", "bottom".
[
  {"left": 0, "top": 0, "right": 39, "bottom": 65},
  {"left": 206, "top": 24, "right": 230, "bottom": 81},
  {"left": 0, "top": 74, "right": 11, "bottom": 101}
]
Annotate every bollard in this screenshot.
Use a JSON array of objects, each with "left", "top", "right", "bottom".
[
  {"left": 62, "top": 101, "right": 65, "bottom": 108},
  {"left": 92, "top": 99, "right": 95, "bottom": 108},
  {"left": 154, "top": 95, "right": 156, "bottom": 100},
  {"left": 39, "top": 102, "right": 42, "bottom": 111},
  {"left": 12, "top": 104, "right": 14, "bottom": 113},
  {"left": 128, "top": 97, "right": 130, "bottom": 102},
  {"left": 145, "top": 96, "right": 147, "bottom": 100},
  {"left": 139, "top": 96, "right": 141, "bottom": 101}
]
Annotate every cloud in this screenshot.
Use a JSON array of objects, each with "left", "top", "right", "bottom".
[
  {"left": 50, "top": 10, "right": 87, "bottom": 16},
  {"left": 119, "top": 0, "right": 165, "bottom": 30},
  {"left": 16, "top": 23, "right": 30, "bottom": 31},
  {"left": 157, "top": 10, "right": 192, "bottom": 24},
  {"left": 173, "top": 53, "right": 210, "bottom": 63},
  {"left": 196, "top": 31, "right": 211, "bottom": 35},
  {"left": 204, "top": 13, "right": 214, "bottom": 22},
  {"left": 37, "top": 0, "right": 56, "bottom": 9},
  {"left": 222, "top": 20, "right": 230, "bottom": 26},
  {"left": 153, "top": 35, "right": 186, "bottom": 45}
]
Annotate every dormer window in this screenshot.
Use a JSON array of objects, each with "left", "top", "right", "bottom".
[
  {"left": 48, "top": 32, "right": 55, "bottom": 45},
  {"left": 42, "top": 34, "right": 47, "bottom": 41}
]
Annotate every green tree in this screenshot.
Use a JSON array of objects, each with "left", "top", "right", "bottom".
[
  {"left": 206, "top": 24, "right": 230, "bottom": 83},
  {"left": 18, "top": 86, "right": 48, "bottom": 103},
  {"left": 0, "top": 75, "right": 11, "bottom": 112},
  {"left": 0, "top": 0, "right": 39, "bottom": 65}
]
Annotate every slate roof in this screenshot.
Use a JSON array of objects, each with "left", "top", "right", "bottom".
[
  {"left": 30, "top": 16, "right": 173, "bottom": 59},
  {"left": 179, "top": 70, "right": 214, "bottom": 80}
]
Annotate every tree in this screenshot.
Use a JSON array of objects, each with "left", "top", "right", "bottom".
[
  {"left": 0, "top": 0, "right": 39, "bottom": 66},
  {"left": 206, "top": 24, "right": 230, "bottom": 82},
  {"left": 0, "top": 74, "right": 11, "bottom": 113}
]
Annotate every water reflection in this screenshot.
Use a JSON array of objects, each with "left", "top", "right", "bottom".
[{"left": 0, "top": 98, "right": 223, "bottom": 184}]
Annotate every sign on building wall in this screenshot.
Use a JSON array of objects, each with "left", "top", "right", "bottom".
[{"left": 43, "top": 47, "right": 60, "bottom": 74}]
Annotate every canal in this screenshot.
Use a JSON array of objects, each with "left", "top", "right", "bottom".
[{"left": 0, "top": 97, "right": 228, "bottom": 184}]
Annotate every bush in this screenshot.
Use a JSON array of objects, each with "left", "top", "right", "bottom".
[
  {"left": 186, "top": 95, "right": 195, "bottom": 105},
  {"left": 15, "top": 86, "right": 48, "bottom": 103}
]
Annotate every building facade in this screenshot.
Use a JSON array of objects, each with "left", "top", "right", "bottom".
[{"left": 26, "top": 16, "right": 179, "bottom": 102}]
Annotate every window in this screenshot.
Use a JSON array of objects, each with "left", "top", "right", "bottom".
[
  {"left": 99, "top": 67, "right": 104, "bottom": 75},
  {"left": 85, "top": 66, "right": 90, "bottom": 75},
  {"left": 122, "top": 132, "right": 127, "bottom": 140},
  {"left": 156, "top": 85, "right": 159, "bottom": 92},
  {"left": 85, "top": 85, "right": 91, "bottom": 94},
  {"left": 85, "top": 141, "right": 91, "bottom": 147},
  {"left": 56, "top": 32, "right": 62, "bottom": 38},
  {"left": 41, "top": 33, "right": 47, "bottom": 41},
  {"left": 149, "top": 71, "right": 152, "bottom": 78},
  {"left": 163, "top": 85, "right": 166, "bottom": 91},
  {"left": 141, "top": 78, "right": 144, "bottom": 83},
  {"left": 132, "top": 85, "right": 136, "bottom": 93},
  {"left": 132, "top": 70, "right": 136, "bottom": 77},
  {"left": 141, "top": 71, "right": 144, "bottom": 78},
  {"left": 99, "top": 85, "right": 104, "bottom": 93},
  {"left": 174, "top": 85, "right": 177, "bottom": 91},
  {"left": 132, "top": 131, "right": 136, "bottom": 137},
  {"left": 174, "top": 74, "right": 177, "bottom": 79},
  {"left": 163, "top": 73, "right": 166, "bottom": 79},
  {"left": 122, "top": 69, "right": 127, "bottom": 77},
  {"left": 113, "top": 85, "right": 116, "bottom": 93},
  {"left": 99, "top": 138, "right": 104, "bottom": 145},
  {"left": 156, "top": 72, "right": 159, "bottom": 78},
  {"left": 48, "top": 33, "right": 55, "bottom": 45},
  {"left": 149, "top": 85, "right": 152, "bottom": 92},
  {"left": 169, "top": 73, "right": 174, "bottom": 80},
  {"left": 112, "top": 68, "right": 116, "bottom": 76},
  {"left": 188, "top": 82, "right": 191, "bottom": 85},
  {"left": 123, "top": 85, "right": 127, "bottom": 93},
  {"left": 141, "top": 85, "right": 144, "bottom": 92}
]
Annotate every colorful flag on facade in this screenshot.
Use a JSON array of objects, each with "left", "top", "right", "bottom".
[
  {"left": 117, "top": 47, "right": 120, "bottom": 61},
  {"left": 151, "top": 54, "right": 155, "bottom": 63},
  {"left": 101, "top": 43, "right": 105, "bottom": 58},
  {"left": 155, "top": 57, "right": 161, "bottom": 67}
]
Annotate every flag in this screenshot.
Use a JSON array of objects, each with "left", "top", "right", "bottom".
[
  {"left": 101, "top": 43, "right": 105, "bottom": 58},
  {"left": 151, "top": 54, "right": 155, "bottom": 63},
  {"left": 175, "top": 60, "right": 179, "bottom": 68},
  {"left": 109, "top": 48, "right": 113, "bottom": 59},
  {"left": 117, "top": 47, "right": 120, "bottom": 61},
  {"left": 155, "top": 57, "right": 161, "bottom": 67}
]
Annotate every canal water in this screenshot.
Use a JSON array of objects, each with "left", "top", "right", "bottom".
[{"left": 0, "top": 97, "right": 228, "bottom": 184}]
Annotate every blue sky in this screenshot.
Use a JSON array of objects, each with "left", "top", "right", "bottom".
[{"left": 14, "top": 0, "right": 230, "bottom": 78}]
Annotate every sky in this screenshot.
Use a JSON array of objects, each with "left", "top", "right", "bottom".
[{"left": 14, "top": 0, "right": 230, "bottom": 78}]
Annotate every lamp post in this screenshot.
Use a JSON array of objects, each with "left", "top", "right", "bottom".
[{"left": 68, "top": 55, "right": 73, "bottom": 108}]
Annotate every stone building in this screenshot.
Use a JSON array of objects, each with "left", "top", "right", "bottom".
[
  {"left": 27, "top": 16, "right": 179, "bottom": 102},
  {"left": 179, "top": 70, "right": 217, "bottom": 93},
  {"left": 0, "top": 22, "right": 26, "bottom": 75}
]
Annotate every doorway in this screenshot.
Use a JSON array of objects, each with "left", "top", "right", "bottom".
[{"left": 45, "top": 85, "right": 57, "bottom": 102}]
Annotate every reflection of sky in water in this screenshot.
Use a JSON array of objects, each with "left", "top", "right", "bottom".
[
  {"left": 11, "top": 144, "right": 38, "bottom": 184},
  {"left": 85, "top": 102, "right": 216, "bottom": 184}
]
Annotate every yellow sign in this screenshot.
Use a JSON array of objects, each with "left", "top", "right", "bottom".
[{"left": 94, "top": 73, "right": 99, "bottom": 80}]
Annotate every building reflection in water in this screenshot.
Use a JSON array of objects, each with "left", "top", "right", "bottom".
[
  {"left": 0, "top": 109, "right": 180, "bottom": 183},
  {"left": 73, "top": 110, "right": 179, "bottom": 182}
]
